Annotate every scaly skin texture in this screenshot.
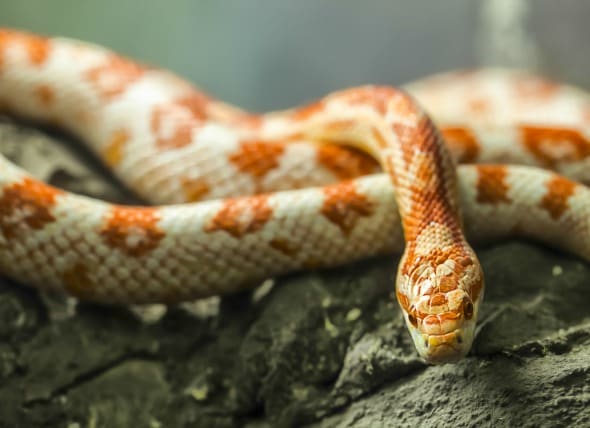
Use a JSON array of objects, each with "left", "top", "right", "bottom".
[{"left": 1, "top": 29, "right": 590, "bottom": 363}]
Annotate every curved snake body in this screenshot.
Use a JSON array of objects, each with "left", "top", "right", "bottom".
[{"left": 1, "top": 29, "right": 590, "bottom": 363}]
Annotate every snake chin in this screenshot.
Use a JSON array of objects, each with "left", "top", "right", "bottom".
[
  {"left": 405, "top": 300, "right": 480, "bottom": 364},
  {"left": 411, "top": 322, "right": 477, "bottom": 364}
]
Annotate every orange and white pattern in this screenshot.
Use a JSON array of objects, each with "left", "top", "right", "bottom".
[{"left": 1, "top": 29, "right": 590, "bottom": 363}]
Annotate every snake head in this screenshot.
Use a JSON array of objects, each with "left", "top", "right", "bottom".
[{"left": 396, "top": 246, "right": 484, "bottom": 364}]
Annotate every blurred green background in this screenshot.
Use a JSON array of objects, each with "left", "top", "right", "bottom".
[{"left": 1, "top": 0, "right": 589, "bottom": 110}]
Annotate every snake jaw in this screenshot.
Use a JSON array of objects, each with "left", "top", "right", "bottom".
[
  {"left": 415, "top": 318, "right": 478, "bottom": 364},
  {"left": 404, "top": 302, "right": 480, "bottom": 364}
]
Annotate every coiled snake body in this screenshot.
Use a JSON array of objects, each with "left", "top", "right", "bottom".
[{"left": 1, "top": 29, "right": 590, "bottom": 363}]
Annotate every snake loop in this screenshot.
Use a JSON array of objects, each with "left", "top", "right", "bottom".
[{"left": 1, "top": 29, "right": 590, "bottom": 363}]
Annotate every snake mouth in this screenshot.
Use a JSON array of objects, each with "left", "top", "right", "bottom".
[{"left": 422, "top": 330, "right": 469, "bottom": 364}]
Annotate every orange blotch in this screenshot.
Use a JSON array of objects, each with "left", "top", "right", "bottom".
[
  {"left": 205, "top": 195, "right": 273, "bottom": 238},
  {"left": 343, "top": 86, "right": 403, "bottom": 115},
  {"left": 100, "top": 206, "right": 165, "bottom": 257},
  {"left": 0, "top": 29, "right": 50, "bottom": 69},
  {"left": 396, "top": 291, "right": 411, "bottom": 312},
  {"left": 104, "top": 128, "right": 129, "bottom": 167},
  {"left": 391, "top": 117, "right": 441, "bottom": 169},
  {"left": 514, "top": 75, "right": 559, "bottom": 100},
  {"left": 441, "top": 126, "right": 481, "bottom": 163},
  {"left": 181, "top": 177, "right": 210, "bottom": 202},
  {"left": 84, "top": 54, "right": 144, "bottom": 99},
  {"left": 438, "top": 276, "right": 457, "bottom": 294},
  {"left": 62, "top": 263, "right": 96, "bottom": 300},
  {"left": 390, "top": 91, "right": 419, "bottom": 119},
  {"left": 438, "top": 311, "right": 462, "bottom": 322},
  {"left": 325, "top": 119, "right": 357, "bottom": 133},
  {"left": 521, "top": 126, "right": 590, "bottom": 167},
  {"left": 467, "top": 97, "right": 490, "bottom": 114},
  {"left": 231, "top": 113, "right": 264, "bottom": 130},
  {"left": 175, "top": 93, "right": 210, "bottom": 120},
  {"left": 35, "top": 84, "right": 55, "bottom": 106},
  {"left": 229, "top": 141, "right": 285, "bottom": 178},
  {"left": 476, "top": 165, "right": 511, "bottom": 204},
  {"left": 320, "top": 181, "right": 374, "bottom": 234},
  {"left": 539, "top": 175, "right": 577, "bottom": 220},
  {"left": 150, "top": 95, "right": 209, "bottom": 149},
  {"left": 391, "top": 123, "right": 415, "bottom": 167},
  {"left": 429, "top": 293, "right": 447, "bottom": 307},
  {"left": 317, "top": 144, "right": 379, "bottom": 179},
  {"left": 0, "top": 177, "right": 63, "bottom": 239},
  {"left": 293, "top": 100, "right": 325, "bottom": 120}
]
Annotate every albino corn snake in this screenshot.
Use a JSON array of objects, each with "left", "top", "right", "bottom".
[{"left": 1, "top": 29, "right": 590, "bottom": 363}]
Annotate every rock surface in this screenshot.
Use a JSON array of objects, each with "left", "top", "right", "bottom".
[{"left": 0, "top": 119, "right": 588, "bottom": 427}]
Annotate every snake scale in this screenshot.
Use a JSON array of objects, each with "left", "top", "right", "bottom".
[{"left": 1, "top": 28, "right": 590, "bottom": 363}]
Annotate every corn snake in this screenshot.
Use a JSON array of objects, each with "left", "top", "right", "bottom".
[{"left": 1, "top": 29, "right": 590, "bottom": 363}]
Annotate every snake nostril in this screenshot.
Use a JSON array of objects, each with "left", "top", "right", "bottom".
[
  {"left": 424, "top": 338, "right": 429, "bottom": 348},
  {"left": 408, "top": 313, "right": 418, "bottom": 327},
  {"left": 456, "top": 333, "right": 463, "bottom": 344}
]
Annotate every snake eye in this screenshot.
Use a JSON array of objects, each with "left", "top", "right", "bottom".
[
  {"left": 407, "top": 313, "right": 418, "bottom": 327},
  {"left": 463, "top": 298, "right": 474, "bottom": 320}
]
